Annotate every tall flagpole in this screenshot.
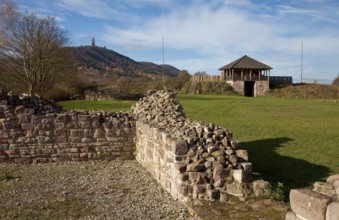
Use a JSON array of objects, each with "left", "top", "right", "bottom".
[
  {"left": 301, "top": 41, "right": 303, "bottom": 84},
  {"left": 162, "top": 37, "right": 165, "bottom": 87}
]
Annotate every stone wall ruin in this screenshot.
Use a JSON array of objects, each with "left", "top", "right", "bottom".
[
  {"left": 0, "top": 89, "right": 262, "bottom": 204},
  {"left": 0, "top": 91, "right": 135, "bottom": 164}
]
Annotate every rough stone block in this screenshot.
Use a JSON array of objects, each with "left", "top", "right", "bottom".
[
  {"left": 285, "top": 211, "right": 298, "bottom": 220},
  {"left": 207, "top": 188, "right": 220, "bottom": 201},
  {"left": 21, "top": 123, "right": 34, "bottom": 130},
  {"left": 187, "top": 162, "right": 205, "bottom": 172},
  {"left": 68, "top": 137, "right": 82, "bottom": 143},
  {"left": 55, "top": 136, "right": 67, "bottom": 143},
  {"left": 69, "top": 148, "right": 79, "bottom": 153},
  {"left": 77, "top": 115, "right": 91, "bottom": 122},
  {"left": 313, "top": 181, "right": 337, "bottom": 199},
  {"left": 214, "top": 179, "right": 225, "bottom": 189},
  {"left": 174, "top": 162, "right": 187, "bottom": 173},
  {"left": 161, "top": 131, "right": 170, "bottom": 143},
  {"left": 226, "top": 183, "right": 244, "bottom": 197},
  {"left": 178, "top": 183, "right": 189, "bottom": 196},
  {"left": 252, "top": 179, "right": 271, "bottom": 198},
  {"left": 233, "top": 169, "right": 252, "bottom": 183},
  {"left": 0, "top": 131, "right": 9, "bottom": 138},
  {"left": 193, "top": 184, "right": 206, "bottom": 195},
  {"left": 236, "top": 149, "right": 248, "bottom": 161},
  {"left": 81, "top": 137, "right": 92, "bottom": 143},
  {"left": 213, "top": 165, "right": 228, "bottom": 181},
  {"left": 327, "top": 174, "right": 339, "bottom": 184},
  {"left": 93, "top": 128, "right": 105, "bottom": 138},
  {"left": 70, "top": 129, "right": 83, "bottom": 137},
  {"left": 290, "top": 189, "right": 331, "bottom": 220},
  {"left": 326, "top": 202, "right": 339, "bottom": 220},
  {"left": 335, "top": 180, "right": 339, "bottom": 201},
  {"left": 220, "top": 192, "right": 228, "bottom": 203},
  {"left": 171, "top": 138, "right": 188, "bottom": 156}
]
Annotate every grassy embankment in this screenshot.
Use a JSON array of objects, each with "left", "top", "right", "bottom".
[{"left": 59, "top": 95, "right": 339, "bottom": 193}]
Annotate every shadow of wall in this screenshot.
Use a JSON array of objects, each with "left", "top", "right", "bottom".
[{"left": 241, "top": 137, "right": 330, "bottom": 191}]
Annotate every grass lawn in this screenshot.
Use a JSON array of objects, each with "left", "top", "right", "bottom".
[
  {"left": 179, "top": 94, "right": 339, "bottom": 191},
  {"left": 59, "top": 95, "right": 339, "bottom": 193},
  {"left": 58, "top": 100, "right": 136, "bottom": 112}
]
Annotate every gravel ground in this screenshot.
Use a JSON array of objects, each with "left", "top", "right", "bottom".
[{"left": 0, "top": 160, "right": 192, "bottom": 220}]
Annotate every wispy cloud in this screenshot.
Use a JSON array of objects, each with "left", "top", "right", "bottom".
[
  {"left": 277, "top": 5, "right": 337, "bottom": 23},
  {"left": 17, "top": 4, "right": 67, "bottom": 22},
  {"left": 54, "top": 0, "right": 127, "bottom": 20}
]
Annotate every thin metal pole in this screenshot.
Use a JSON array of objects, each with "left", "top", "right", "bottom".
[
  {"left": 162, "top": 37, "right": 165, "bottom": 87},
  {"left": 301, "top": 41, "right": 303, "bottom": 84}
]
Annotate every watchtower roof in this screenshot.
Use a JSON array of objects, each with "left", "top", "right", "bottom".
[{"left": 219, "top": 55, "right": 272, "bottom": 70}]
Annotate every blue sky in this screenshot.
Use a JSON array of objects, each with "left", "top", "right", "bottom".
[{"left": 13, "top": 0, "right": 339, "bottom": 83}]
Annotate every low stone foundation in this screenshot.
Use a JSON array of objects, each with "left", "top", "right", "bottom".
[
  {"left": 286, "top": 174, "right": 339, "bottom": 220},
  {"left": 0, "top": 92, "right": 135, "bottom": 164}
]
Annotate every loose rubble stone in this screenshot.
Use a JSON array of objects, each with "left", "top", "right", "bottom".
[
  {"left": 326, "top": 202, "right": 339, "bottom": 220},
  {"left": 253, "top": 179, "right": 271, "bottom": 198},
  {"left": 327, "top": 174, "right": 339, "bottom": 184}
]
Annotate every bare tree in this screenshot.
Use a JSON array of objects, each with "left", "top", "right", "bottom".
[
  {"left": 332, "top": 75, "right": 339, "bottom": 86},
  {"left": 0, "top": 2, "right": 70, "bottom": 95}
]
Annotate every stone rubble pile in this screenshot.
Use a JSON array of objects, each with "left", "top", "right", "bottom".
[
  {"left": 0, "top": 90, "right": 63, "bottom": 114},
  {"left": 131, "top": 89, "right": 186, "bottom": 126},
  {"left": 133, "top": 90, "right": 264, "bottom": 203},
  {"left": 286, "top": 174, "right": 339, "bottom": 220}
]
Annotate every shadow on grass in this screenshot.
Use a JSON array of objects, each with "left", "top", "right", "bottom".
[{"left": 241, "top": 137, "right": 331, "bottom": 191}]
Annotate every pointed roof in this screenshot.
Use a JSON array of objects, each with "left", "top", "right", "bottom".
[{"left": 219, "top": 55, "right": 272, "bottom": 70}]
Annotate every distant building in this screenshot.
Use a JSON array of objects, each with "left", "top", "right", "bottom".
[
  {"left": 91, "top": 37, "right": 95, "bottom": 47},
  {"left": 191, "top": 55, "right": 292, "bottom": 97}
]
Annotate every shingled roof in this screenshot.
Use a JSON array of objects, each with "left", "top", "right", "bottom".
[{"left": 219, "top": 55, "right": 272, "bottom": 70}]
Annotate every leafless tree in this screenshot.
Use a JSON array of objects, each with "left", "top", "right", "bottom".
[
  {"left": 332, "top": 75, "right": 339, "bottom": 87},
  {"left": 0, "top": 2, "right": 70, "bottom": 95}
]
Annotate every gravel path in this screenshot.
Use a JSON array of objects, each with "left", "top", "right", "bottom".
[{"left": 0, "top": 160, "right": 191, "bottom": 220}]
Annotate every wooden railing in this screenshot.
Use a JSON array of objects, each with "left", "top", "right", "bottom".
[{"left": 225, "top": 76, "right": 269, "bottom": 81}]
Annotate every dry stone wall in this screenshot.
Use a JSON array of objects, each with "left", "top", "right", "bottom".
[
  {"left": 132, "top": 90, "right": 256, "bottom": 203},
  {"left": 0, "top": 92, "right": 135, "bottom": 164},
  {"left": 84, "top": 90, "right": 143, "bottom": 101},
  {"left": 286, "top": 174, "right": 339, "bottom": 220},
  {"left": 0, "top": 89, "right": 265, "bottom": 204}
]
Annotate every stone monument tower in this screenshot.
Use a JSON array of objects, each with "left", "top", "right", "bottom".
[{"left": 91, "top": 37, "right": 95, "bottom": 47}]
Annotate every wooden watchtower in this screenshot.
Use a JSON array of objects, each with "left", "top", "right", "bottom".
[{"left": 219, "top": 55, "right": 272, "bottom": 97}]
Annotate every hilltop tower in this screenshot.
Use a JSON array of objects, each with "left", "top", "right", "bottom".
[{"left": 91, "top": 37, "right": 95, "bottom": 47}]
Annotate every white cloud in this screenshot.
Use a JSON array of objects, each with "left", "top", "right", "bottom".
[
  {"left": 277, "top": 5, "right": 336, "bottom": 23},
  {"left": 17, "top": 4, "right": 67, "bottom": 22},
  {"left": 55, "top": 0, "right": 129, "bottom": 20}
]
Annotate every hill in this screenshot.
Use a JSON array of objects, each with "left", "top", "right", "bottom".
[{"left": 65, "top": 46, "right": 180, "bottom": 85}]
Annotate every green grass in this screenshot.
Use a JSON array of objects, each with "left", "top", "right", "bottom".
[
  {"left": 58, "top": 100, "right": 136, "bottom": 111},
  {"left": 59, "top": 96, "right": 339, "bottom": 194},
  {"left": 179, "top": 94, "right": 339, "bottom": 191}
]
